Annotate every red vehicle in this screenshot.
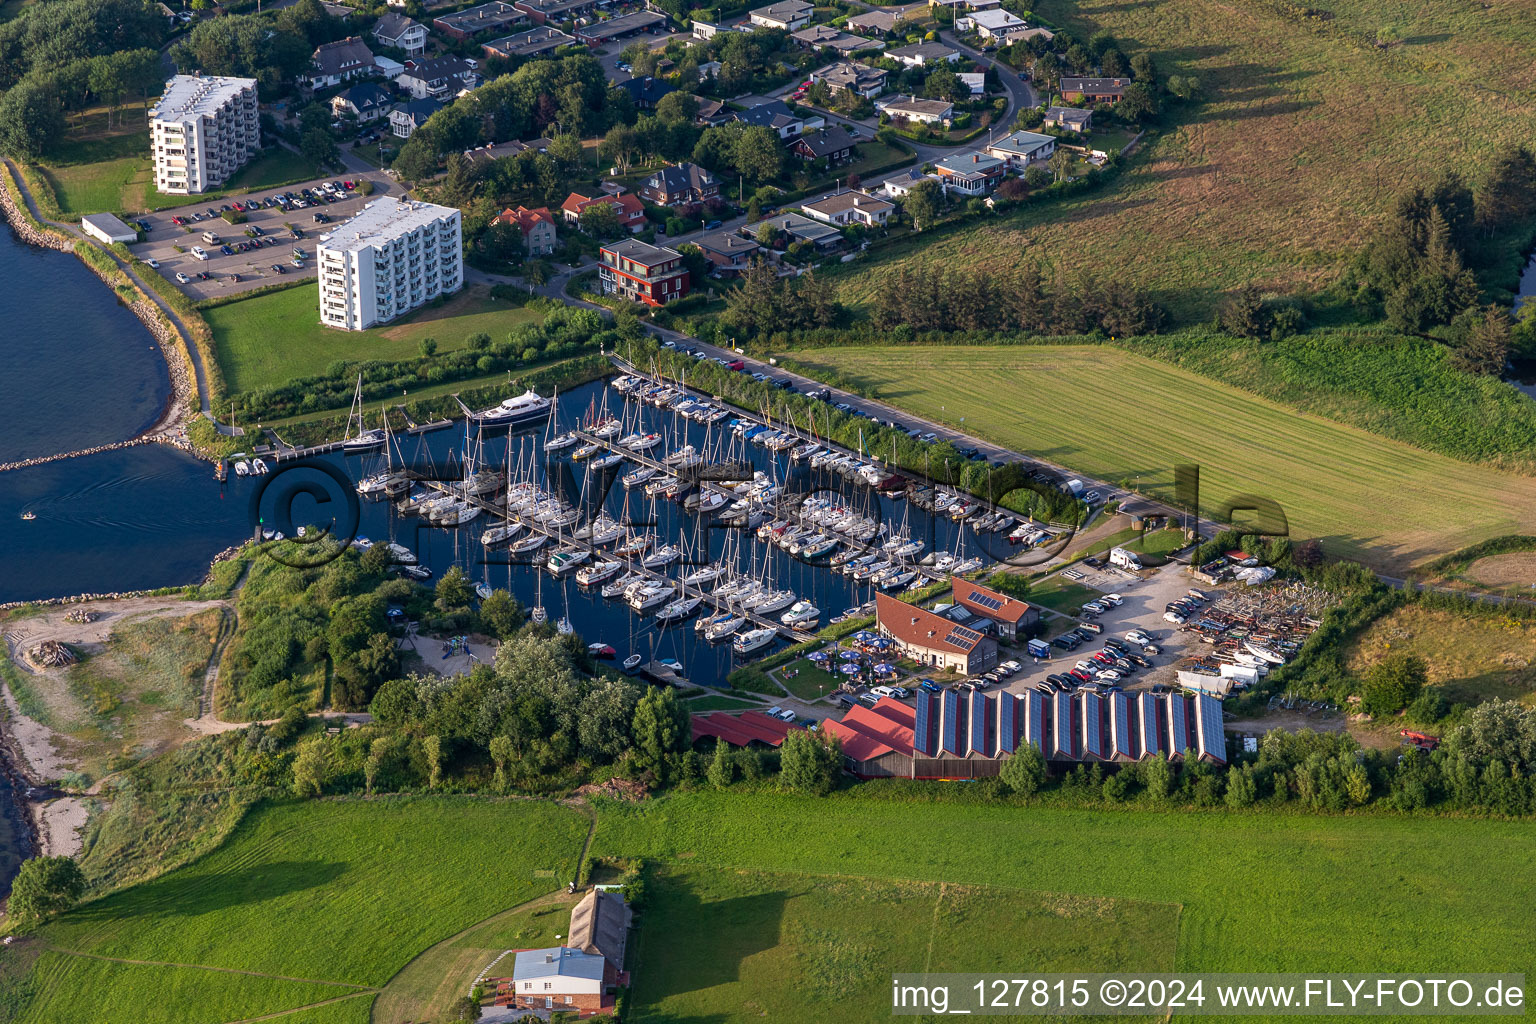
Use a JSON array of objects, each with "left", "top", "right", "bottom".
[{"left": 725, "top": 359, "right": 745, "bottom": 371}]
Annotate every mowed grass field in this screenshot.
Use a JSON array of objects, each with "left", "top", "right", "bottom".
[
  {"left": 626, "top": 866, "right": 1177, "bottom": 1023},
  {"left": 36, "top": 116, "right": 322, "bottom": 216},
  {"left": 206, "top": 284, "right": 543, "bottom": 393},
  {"left": 593, "top": 791, "right": 1536, "bottom": 1002},
  {"left": 828, "top": 0, "right": 1536, "bottom": 318},
  {"left": 20, "top": 798, "right": 589, "bottom": 1024},
  {"left": 787, "top": 345, "right": 1536, "bottom": 569}
]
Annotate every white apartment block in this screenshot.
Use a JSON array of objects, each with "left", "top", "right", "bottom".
[
  {"left": 317, "top": 198, "right": 464, "bottom": 331},
  {"left": 150, "top": 75, "right": 260, "bottom": 195}
]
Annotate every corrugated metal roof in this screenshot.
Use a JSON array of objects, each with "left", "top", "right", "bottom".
[{"left": 512, "top": 946, "right": 606, "bottom": 982}]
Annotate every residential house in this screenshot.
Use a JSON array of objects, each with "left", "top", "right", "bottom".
[
  {"left": 800, "top": 190, "right": 894, "bottom": 227},
  {"left": 930, "top": 0, "right": 1000, "bottom": 9},
  {"left": 560, "top": 190, "right": 646, "bottom": 232},
  {"left": 462, "top": 137, "right": 551, "bottom": 165},
  {"left": 396, "top": 56, "right": 479, "bottom": 99},
  {"left": 958, "top": 71, "right": 985, "bottom": 94},
  {"left": 492, "top": 205, "right": 557, "bottom": 255},
  {"left": 958, "top": 7, "right": 1024, "bottom": 38},
  {"left": 512, "top": 0, "right": 597, "bottom": 24},
  {"left": 756, "top": 211, "right": 843, "bottom": 250},
  {"left": 308, "top": 36, "right": 376, "bottom": 88},
  {"left": 488, "top": 889, "right": 629, "bottom": 1019},
  {"left": 372, "top": 12, "right": 426, "bottom": 56},
  {"left": 637, "top": 162, "right": 720, "bottom": 206},
  {"left": 875, "top": 166, "right": 939, "bottom": 197},
  {"left": 497, "top": 948, "right": 614, "bottom": 1017},
  {"left": 697, "top": 59, "right": 722, "bottom": 81},
  {"left": 735, "top": 99, "right": 822, "bottom": 139},
  {"left": 691, "top": 19, "right": 726, "bottom": 39},
  {"left": 950, "top": 576, "right": 1039, "bottom": 641},
  {"left": 810, "top": 61, "right": 887, "bottom": 98},
  {"left": 390, "top": 96, "right": 442, "bottom": 137},
  {"left": 874, "top": 591, "right": 998, "bottom": 674},
  {"left": 618, "top": 75, "right": 675, "bottom": 110},
  {"left": 573, "top": 11, "right": 667, "bottom": 45},
  {"left": 790, "top": 25, "right": 880, "bottom": 55},
  {"left": 984, "top": 128, "right": 1055, "bottom": 169},
  {"left": 330, "top": 81, "right": 393, "bottom": 121},
  {"left": 887, "top": 41, "right": 958, "bottom": 68},
  {"left": 433, "top": 1, "right": 526, "bottom": 40},
  {"left": 599, "top": 239, "right": 690, "bottom": 305},
  {"left": 748, "top": 0, "right": 812, "bottom": 30},
  {"left": 695, "top": 230, "right": 760, "bottom": 275},
  {"left": 845, "top": 9, "right": 898, "bottom": 33},
  {"left": 1043, "top": 104, "right": 1092, "bottom": 132},
  {"left": 1059, "top": 76, "right": 1130, "bottom": 102},
  {"left": 877, "top": 93, "right": 952, "bottom": 126},
  {"left": 788, "top": 124, "right": 858, "bottom": 163},
  {"left": 694, "top": 95, "right": 731, "bottom": 125},
  {"left": 482, "top": 26, "right": 574, "bottom": 58},
  {"left": 998, "top": 25, "right": 1053, "bottom": 45},
  {"left": 933, "top": 150, "right": 1005, "bottom": 195}
]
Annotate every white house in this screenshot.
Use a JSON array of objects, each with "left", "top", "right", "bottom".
[
  {"left": 958, "top": 7, "right": 1024, "bottom": 38},
  {"left": 886, "top": 41, "right": 959, "bottom": 67},
  {"left": 984, "top": 128, "right": 1056, "bottom": 169},
  {"left": 877, "top": 93, "right": 953, "bottom": 125},
  {"left": 748, "top": 0, "right": 812, "bottom": 29},
  {"left": 800, "top": 190, "right": 894, "bottom": 227},
  {"left": 372, "top": 12, "right": 427, "bottom": 56},
  {"left": 81, "top": 213, "right": 137, "bottom": 244},
  {"left": 958, "top": 71, "right": 985, "bottom": 95}
]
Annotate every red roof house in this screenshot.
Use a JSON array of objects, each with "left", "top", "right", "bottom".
[{"left": 559, "top": 190, "right": 646, "bottom": 232}]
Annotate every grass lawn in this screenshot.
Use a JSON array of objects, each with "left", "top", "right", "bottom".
[
  {"left": 773, "top": 657, "right": 842, "bottom": 701},
  {"left": 206, "top": 284, "right": 543, "bottom": 393},
  {"left": 1023, "top": 575, "right": 1101, "bottom": 615},
  {"left": 1344, "top": 604, "right": 1536, "bottom": 707},
  {"left": 372, "top": 890, "right": 582, "bottom": 1024},
  {"left": 783, "top": 345, "right": 1536, "bottom": 571},
  {"left": 626, "top": 864, "right": 1177, "bottom": 1023},
  {"left": 24, "top": 798, "right": 589, "bottom": 1024},
  {"left": 38, "top": 117, "right": 322, "bottom": 216},
  {"left": 825, "top": 0, "right": 1536, "bottom": 320},
  {"left": 595, "top": 791, "right": 1536, "bottom": 996}
]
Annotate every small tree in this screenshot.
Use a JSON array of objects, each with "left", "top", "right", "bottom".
[
  {"left": 423, "top": 734, "right": 444, "bottom": 789},
  {"left": 419, "top": 337, "right": 438, "bottom": 357},
  {"left": 7, "top": 856, "right": 86, "bottom": 925},
  {"left": 998, "top": 745, "right": 1047, "bottom": 796},
  {"left": 631, "top": 687, "right": 689, "bottom": 781},
  {"left": 1218, "top": 283, "right": 1268, "bottom": 338},
  {"left": 1452, "top": 305, "right": 1513, "bottom": 376},
  {"left": 707, "top": 737, "right": 735, "bottom": 788},
  {"left": 291, "top": 739, "right": 334, "bottom": 797},
  {"left": 1362, "top": 653, "right": 1428, "bottom": 717},
  {"left": 778, "top": 729, "right": 841, "bottom": 795},
  {"left": 489, "top": 734, "right": 514, "bottom": 791}
]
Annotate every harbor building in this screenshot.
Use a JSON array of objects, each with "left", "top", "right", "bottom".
[
  {"left": 149, "top": 75, "right": 260, "bottom": 195},
  {"left": 317, "top": 198, "right": 463, "bottom": 330}
]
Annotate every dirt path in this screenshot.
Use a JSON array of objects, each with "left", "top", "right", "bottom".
[{"left": 2, "top": 597, "right": 233, "bottom": 667}]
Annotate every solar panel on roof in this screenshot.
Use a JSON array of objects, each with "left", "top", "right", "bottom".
[
  {"left": 1139, "top": 692, "right": 1163, "bottom": 759},
  {"left": 969, "top": 690, "right": 993, "bottom": 757},
  {"left": 1111, "top": 692, "right": 1134, "bottom": 759},
  {"left": 1195, "top": 693, "right": 1226, "bottom": 764},
  {"left": 1166, "top": 694, "right": 1190, "bottom": 755},
  {"left": 1053, "top": 690, "right": 1075, "bottom": 758},
  {"left": 1025, "top": 691, "right": 1046, "bottom": 751},
  {"left": 914, "top": 691, "right": 936, "bottom": 756},
  {"left": 966, "top": 590, "right": 1004, "bottom": 611},
  {"left": 942, "top": 688, "right": 966, "bottom": 756},
  {"left": 997, "top": 693, "right": 1019, "bottom": 753},
  {"left": 944, "top": 627, "right": 980, "bottom": 652},
  {"left": 1080, "top": 692, "right": 1104, "bottom": 759}
]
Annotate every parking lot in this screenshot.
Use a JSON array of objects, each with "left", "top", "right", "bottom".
[{"left": 128, "top": 174, "right": 400, "bottom": 301}]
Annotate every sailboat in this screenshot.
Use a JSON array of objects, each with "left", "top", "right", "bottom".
[{"left": 342, "top": 375, "right": 386, "bottom": 451}]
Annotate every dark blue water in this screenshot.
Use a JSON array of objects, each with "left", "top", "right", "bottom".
[{"left": 0, "top": 226, "right": 172, "bottom": 463}]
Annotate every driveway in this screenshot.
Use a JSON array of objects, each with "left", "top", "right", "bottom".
[{"left": 129, "top": 174, "right": 402, "bottom": 301}]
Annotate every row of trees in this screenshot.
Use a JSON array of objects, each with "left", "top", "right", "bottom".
[
  {"left": 870, "top": 262, "right": 1166, "bottom": 337},
  {"left": 721, "top": 259, "right": 842, "bottom": 338}
]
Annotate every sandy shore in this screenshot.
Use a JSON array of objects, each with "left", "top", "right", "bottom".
[{"left": 31, "top": 797, "right": 88, "bottom": 858}]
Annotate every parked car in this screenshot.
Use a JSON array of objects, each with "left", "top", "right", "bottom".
[
  {"left": 175, "top": 272, "right": 189, "bottom": 283},
  {"left": 144, "top": 258, "right": 159, "bottom": 269},
  {"left": 1083, "top": 557, "right": 1105, "bottom": 569},
  {"left": 1164, "top": 612, "right": 1186, "bottom": 624},
  {"left": 918, "top": 679, "right": 941, "bottom": 693},
  {"left": 271, "top": 264, "right": 286, "bottom": 273},
  {"left": 918, "top": 431, "right": 937, "bottom": 442}
]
